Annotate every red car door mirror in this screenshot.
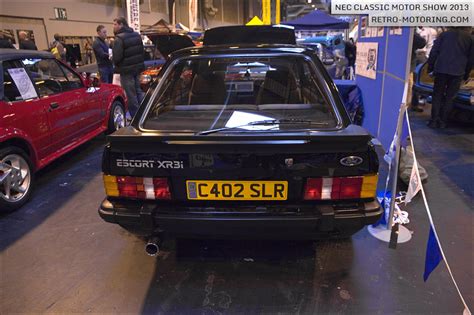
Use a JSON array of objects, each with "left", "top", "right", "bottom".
[{"left": 85, "top": 73, "right": 101, "bottom": 88}]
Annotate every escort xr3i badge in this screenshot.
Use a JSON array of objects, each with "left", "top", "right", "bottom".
[{"left": 98, "top": 26, "right": 382, "bottom": 251}]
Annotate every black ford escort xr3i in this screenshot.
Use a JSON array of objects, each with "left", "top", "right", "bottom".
[{"left": 99, "top": 27, "right": 382, "bottom": 243}]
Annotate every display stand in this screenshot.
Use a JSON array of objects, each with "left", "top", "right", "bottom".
[{"left": 355, "top": 25, "right": 414, "bottom": 243}]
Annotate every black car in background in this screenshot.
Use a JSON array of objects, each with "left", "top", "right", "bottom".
[{"left": 98, "top": 27, "right": 381, "bottom": 250}]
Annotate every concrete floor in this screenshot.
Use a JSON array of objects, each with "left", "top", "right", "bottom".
[{"left": 1, "top": 111, "right": 472, "bottom": 314}]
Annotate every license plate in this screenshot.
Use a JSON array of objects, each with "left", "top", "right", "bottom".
[{"left": 186, "top": 180, "right": 288, "bottom": 200}]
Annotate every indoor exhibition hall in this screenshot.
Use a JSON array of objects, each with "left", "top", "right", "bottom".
[{"left": 0, "top": 0, "right": 472, "bottom": 314}]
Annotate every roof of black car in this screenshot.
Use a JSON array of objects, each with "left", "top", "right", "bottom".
[
  {"left": 0, "top": 49, "right": 54, "bottom": 61},
  {"left": 170, "top": 44, "right": 309, "bottom": 59}
]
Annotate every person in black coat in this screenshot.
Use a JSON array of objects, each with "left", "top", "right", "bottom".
[
  {"left": 427, "top": 27, "right": 473, "bottom": 128},
  {"left": 112, "top": 16, "right": 145, "bottom": 117},
  {"left": 0, "top": 31, "right": 15, "bottom": 49},
  {"left": 93, "top": 25, "right": 113, "bottom": 83},
  {"left": 345, "top": 38, "right": 356, "bottom": 68},
  {"left": 19, "top": 31, "right": 37, "bottom": 50}
]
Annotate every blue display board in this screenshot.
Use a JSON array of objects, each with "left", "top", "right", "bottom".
[{"left": 356, "top": 25, "right": 412, "bottom": 149}]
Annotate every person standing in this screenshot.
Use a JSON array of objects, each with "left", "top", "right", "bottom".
[
  {"left": 112, "top": 16, "right": 145, "bottom": 117},
  {"left": 408, "top": 32, "right": 427, "bottom": 112},
  {"left": 417, "top": 27, "right": 437, "bottom": 62},
  {"left": 0, "top": 31, "right": 15, "bottom": 48},
  {"left": 345, "top": 38, "right": 357, "bottom": 79},
  {"left": 84, "top": 39, "right": 93, "bottom": 64},
  {"left": 51, "top": 34, "right": 67, "bottom": 62},
  {"left": 333, "top": 48, "right": 348, "bottom": 79},
  {"left": 93, "top": 25, "right": 113, "bottom": 83},
  {"left": 427, "top": 27, "right": 473, "bottom": 128},
  {"left": 19, "top": 31, "right": 37, "bottom": 50}
]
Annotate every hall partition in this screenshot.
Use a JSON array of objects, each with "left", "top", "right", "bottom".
[{"left": 355, "top": 25, "right": 413, "bottom": 149}]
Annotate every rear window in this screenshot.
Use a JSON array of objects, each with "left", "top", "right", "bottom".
[{"left": 142, "top": 55, "right": 338, "bottom": 132}]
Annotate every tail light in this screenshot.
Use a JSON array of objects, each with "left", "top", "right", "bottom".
[
  {"left": 103, "top": 175, "right": 171, "bottom": 200},
  {"left": 141, "top": 67, "right": 161, "bottom": 77},
  {"left": 303, "top": 178, "right": 323, "bottom": 200},
  {"left": 304, "top": 174, "right": 378, "bottom": 200}
]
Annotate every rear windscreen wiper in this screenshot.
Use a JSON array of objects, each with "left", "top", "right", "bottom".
[{"left": 197, "top": 119, "right": 329, "bottom": 135}]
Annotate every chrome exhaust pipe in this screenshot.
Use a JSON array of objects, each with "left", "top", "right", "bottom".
[{"left": 145, "top": 236, "right": 160, "bottom": 256}]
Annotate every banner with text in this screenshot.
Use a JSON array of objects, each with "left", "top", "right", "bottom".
[
  {"left": 126, "top": 0, "right": 140, "bottom": 33},
  {"left": 332, "top": 0, "right": 473, "bottom": 26}
]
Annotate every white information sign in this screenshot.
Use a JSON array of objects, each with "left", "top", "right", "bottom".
[
  {"left": 7, "top": 68, "right": 38, "bottom": 100},
  {"left": 356, "top": 42, "right": 379, "bottom": 80},
  {"left": 126, "top": 0, "right": 140, "bottom": 33},
  {"left": 225, "top": 111, "right": 276, "bottom": 131}
]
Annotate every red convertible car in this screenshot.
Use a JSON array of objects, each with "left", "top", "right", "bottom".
[{"left": 0, "top": 49, "right": 127, "bottom": 211}]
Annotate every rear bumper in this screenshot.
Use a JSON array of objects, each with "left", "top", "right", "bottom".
[{"left": 99, "top": 199, "right": 382, "bottom": 239}]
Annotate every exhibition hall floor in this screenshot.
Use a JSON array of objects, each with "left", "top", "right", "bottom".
[{"left": 1, "top": 112, "right": 472, "bottom": 314}]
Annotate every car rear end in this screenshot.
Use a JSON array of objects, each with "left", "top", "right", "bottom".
[
  {"left": 99, "top": 128, "right": 380, "bottom": 239},
  {"left": 98, "top": 45, "right": 381, "bottom": 240}
]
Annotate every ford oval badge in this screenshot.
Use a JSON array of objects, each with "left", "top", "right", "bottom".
[{"left": 340, "top": 156, "right": 363, "bottom": 167}]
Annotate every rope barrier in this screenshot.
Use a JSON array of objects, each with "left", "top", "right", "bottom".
[{"left": 405, "top": 111, "right": 471, "bottom": 315}]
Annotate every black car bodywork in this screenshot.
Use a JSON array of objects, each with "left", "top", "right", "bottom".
[{"left": 98, "top": 38, "right": 382, "bottom": 240}]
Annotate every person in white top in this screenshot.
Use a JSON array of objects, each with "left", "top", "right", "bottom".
[{"left": 417, "top": 27, "right": 438, "bottom": 61}]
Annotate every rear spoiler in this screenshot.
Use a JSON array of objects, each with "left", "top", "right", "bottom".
[{"left": 106, "top": 126, "right": 373, "bottom": 153}]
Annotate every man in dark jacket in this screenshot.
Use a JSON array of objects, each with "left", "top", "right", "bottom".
[
  {"left": 0, "top": 31, "right": 15, "bottom": 49},
  {"left": 93, "top": 25, "right": 113, "bottom": 83},
  {"left": 19, "top": 31, "right": 37, "bottom": 50},
  {"left": 112, "top": 16, "right": 145, "bottom": 117},
  {"left": 427, "top": 28, "right": 473, "bottom": 128},
  {"left": 345, "top": 38, "right": 356, "bottom": 69}
]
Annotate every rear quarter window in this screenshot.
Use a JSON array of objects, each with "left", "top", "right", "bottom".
[{"left": 2, "top": 60, "right": 38, "bottom": 102}]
